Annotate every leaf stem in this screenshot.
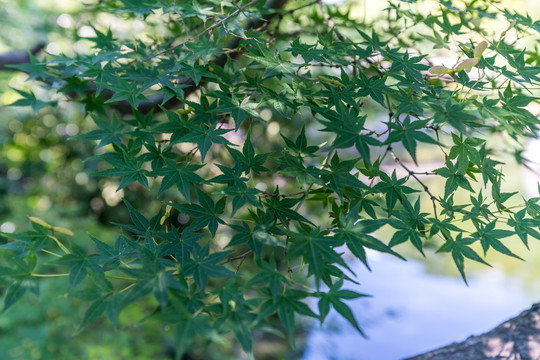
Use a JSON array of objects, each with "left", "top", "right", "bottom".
[
  {"left": 105, "top": 275, "right": 139, "bottom": 281},
  {"left": 31, "top": 273, "right": 69, "bottom": 277}
]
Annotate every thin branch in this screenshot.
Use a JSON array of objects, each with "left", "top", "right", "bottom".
[
  {"left": 409, "top": 171, "right": 438, "bottom": 176},
  {"left": 385, "top": 93, "right": 394, "bottom": 121},
  {"left": 287, "top": 0, "right": 318, "bottom": 14},
  {"left": 219, "top": 250, "right": 253, "bottom": 273},
  {"left": 129, "top": 0, "right": 261, "bottom": 67},
  {"left": 219, "top": 250, "right": 252, "bottom": 264},
  {"left": 389, "top": 147, "right": 440, "bottom": 220},
  {"left": 261, "top": 191, "right": 305, "bottom": 198},
  {"left": 317, "top": 0, "right": 345, "bottom": 41}
]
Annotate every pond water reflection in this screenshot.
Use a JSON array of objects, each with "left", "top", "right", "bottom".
[{"left": 302, "top": 251, "right": 538, "bottom": 360}]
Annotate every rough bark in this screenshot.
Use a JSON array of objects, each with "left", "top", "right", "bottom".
[{"left": 405, "top": 303, "right": 540, "bottom": 360}]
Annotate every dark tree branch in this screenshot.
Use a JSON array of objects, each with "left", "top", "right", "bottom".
[
  {"left": 0, "top": 0, "right": 289, "bottom": 114},
  {"left": 124, "top": 0, "right": 288, "bottom": 114},
  {"left": 406, "top": 303, "right": 540, "bottom": 360},
  {"left": 0, "top": 42, "right": 46, "bottom": 71}
]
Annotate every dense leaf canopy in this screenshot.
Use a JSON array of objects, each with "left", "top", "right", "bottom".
[{"left": 1, "top": 0, "right": 540, "bottom": 358}]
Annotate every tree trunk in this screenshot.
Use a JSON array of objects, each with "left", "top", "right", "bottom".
[{"left": 405, "top": 303, "right": 540, "bottom": 360}]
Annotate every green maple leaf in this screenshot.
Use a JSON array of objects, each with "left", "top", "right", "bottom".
[
  {"left": 210, "top": 164, "right": 248, "bottom": 186},
  {"left": 220, "top": 186, "right": 262, "bottom": 215},
  {"left": 180, "top": 243, "right": 234, "bottom": 291},
  {"left": 226, "top": 128, "right": 270, "bottom": 174},
  {"left": 178, "top": 122, "right": 233, "bottom": 161},
  {"left": 322, "top": 154, "right": 367, "bottom": 199},
  {"left": 245, "top": 44, "right": 298, "bottom": 79},
  {"left": 383, "top": 116, "right": 439, "bottom": 164},
  {"left": 334, "top": 210, "right": 402, "bottom": 270},
  {"left": 6, "top": 53, "right": 50, "bottom": 81},
  {"left": 72, "top": 113, "right": 126, "bottom": 148},
  {"left": 448, "top": 133, "right": 484, "bottom": 174},
  {"left": 507, "top": 209, "right": 540, "bottom": 249},
  {"left": 8, "top": 88, "right": 57, "bottom": 114},
  {"left": 433, "top": 160, "right": 474, "bottom": 199},
  {"left": 316, "top": 278, "right": 368, "bottom": 335},
  {"left": 211, "top": 164, "right": 262, "bottom": 214},
  {"left": 246, "top": 257, "right": 290, "bottom": 300},
  {"left": 153, "top": 109, "right": 196, "bottom": 144},
  {"left": 214, "top": 92, "right": 262, "bottom": 130},
  {"left": 280, "top": 126, "right": 319, "bottom": 155},
  {"left": 93, "top": 150, "right": 150, "bottom": 190},
  {"left": 288, "top": 38, "right": 325, "bottom": 64},
  {"left": 372, "top": 170, "right": 419, "bottom": 215},
  {"left": 140, "top": 142, "right": 177, "bottom": 171},
  {"left": 274, "top": 289, "right": 317, "bottom": 348},
  {"left": 89, "top": 233, "right": 133, "bottom": 271},
  {"left": 387, "top": 50, "right": 429, "bottom": 82},
  {"left": 152, "top": 159, "right": 204, "bottom": 202},
  {"left": 101, "top": 77, "right": 148, "bottom": 107},
  {"left": 286, "top": 226, "right": 350, "bottom": 284},
  {"left": 471, "top": 221, "right": 521, "bottom": 259},
  {"left": 177, "top": 62, "right": 210, "bottom": 86},
  {"left": 437, "top": 233, "right": 491, "bottom": 285},
  {"left": 388, "top": 198, "right": 430, "bottom": 255},
  {"left": 431, "top": 99, "right": 478, "bottom": 132},
  {"left": 86, "top": 26, "right": 116, "bottom": 50},
  {"left": 356, "top": 70, "right": 388, "bottom": 106},
  {"left": 312, "top": 100, "right": 379, "bottom": 166},
  {"left": 264, "top": 193, "right": 313, "bottom": 226},
  {"left": 276, "top": 152, "right": 326, "bottom": 187},
  {"left": 0, "top": 220, "right": 51, "bottom": 256},
  {"left": 54, "top": 244, "right": 112, "bottom": 293},
  {"left": 171, "top": 189, "right": 226, "bottom": 237}
]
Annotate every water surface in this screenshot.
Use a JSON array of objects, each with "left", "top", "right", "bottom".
[{"left": 302, "top": 251, "right": 538, "bottom": 360}]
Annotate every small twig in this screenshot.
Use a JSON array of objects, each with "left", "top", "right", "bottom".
[
  {"left": 409, "top": 171, "right": 438, "bottom": 176},
  {"left": 389, "top": 147, "right": 440, "bottom": 220},
  {"left": 173, "top": 0, "right": 191, "bottom": 39},
  {"left": 261, "top": 191, "right": 305, "bottom": 198},
  {"left": 263, "top": 1, "right": 318, "bottom": 37},
  {"left": 235, "top": 256, "right": 248, "bottom": 272},
  {"left": 385, "top": 94, "right": 394, "bottom": 121},
  {"left": 219, "top": 250, "right": 253, "bottom": 271},
  {"left": 317, "top": 0, "right": 345, "bottom": 42},
  {"left": 129, "top": 0, "right": 260, "bottom": 67},
  {"left": 182, "top": 145, "right": 199, "bottom": 159},
  {"left": 288, "top": 0, "right": 318, "bottom": 14}
]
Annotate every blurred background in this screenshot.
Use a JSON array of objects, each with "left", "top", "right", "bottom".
[{"left": 1, "top": 0, "right": 540, "bottom": 359}]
